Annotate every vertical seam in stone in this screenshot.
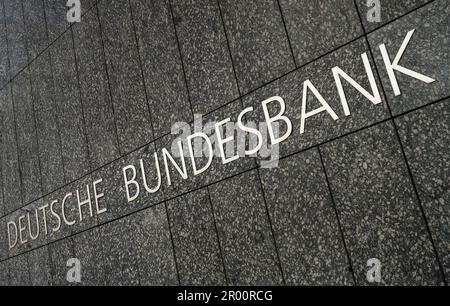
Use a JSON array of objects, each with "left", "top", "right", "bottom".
[
  {"left": 47, "top": 40, "right": 67, "bottom": 187},
  {"left": 41, "top": 0, "right": 67, "bottom": 188},
  {"left": 25, "top": 66, "right": 44, "bottom": 201},
  {"left": 353, "top": 0, "right": 368, "bottom": 33},
  {"left": 167, "top": 0, "right": 195, "bottom": 122},
  {"left": 27, "top": 0, "right": 50, "bottom": 199},
  {"left": 4, "top": 28, "right": 25, "bottom": 210},
  {"left": 207, "top": 186, "right": 229, "bottom": 286},
  {"left": 19, "top": 0, "right": 29, "bottom": 67},
  {"left": 164, "top": 202, "right": 182, "bottom": 285},
  {"left": 317, "top": 146, "right": 357, "bottom": 285},
  {"left": 5, "top": 253, "right": 11, "bottom": 284},
  {"left": 0, "top": 0, "right": 4, "bottom": 216},
  {"left": 48, "top": 244, "right": 56, "bottom": 286},
  {"left": 216, "top": 0, "right": 242, "bottom": 97},
  {"left": 16, "top": 0, "right": 41, "bottom": 204},
  {"left": 94, "top": 2, "right": 121, "bottom": 159},
  {"left": 69, "top": 26, "right": 92, "bottom": 174},
  {"left": 0, "top": 112, "right": 3, "bottom": 217},
  {"left": 40, "top": 0, "right": 49, "bottom": 43},
  {"left": 25, "top": 251, "right": 31, "bottom": 285},
  {"left": 256, "top": 168, "right": 287, "bottom": 285},
  {"left": 22, "top": 1, "right": 44, "bottom": 200},
  {"left": 127, "top": 0, "right": 156, "bottom": 147},
  {"left": 276, "top": 0, "right": 298, "bottom": 68}
]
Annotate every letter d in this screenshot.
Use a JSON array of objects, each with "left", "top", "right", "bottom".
[
  {"left": 7, "top": 221, "right": 18, "bottom": 249},
  {"left": 187, "top": 132, "right": 213, "bottom": 176}
]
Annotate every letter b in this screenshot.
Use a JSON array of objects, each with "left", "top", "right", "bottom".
[
  {"left": 261, "top": 96, "right": 292, "bottom": 145},
  {"left": 123, "top": 165, "right": 140, "bottom": 202}
]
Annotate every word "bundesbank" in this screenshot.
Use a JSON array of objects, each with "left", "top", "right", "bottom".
[{"left": 6, "top": 29, "right": 435, "bottom": 250}]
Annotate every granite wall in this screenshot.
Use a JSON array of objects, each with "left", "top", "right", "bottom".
[{"left": 0, "top": 0, "right": 449, "bottom": 286}]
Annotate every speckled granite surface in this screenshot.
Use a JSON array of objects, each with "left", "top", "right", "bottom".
[{"left": 0, "top": 0, "right": 448, "bottom": 286}]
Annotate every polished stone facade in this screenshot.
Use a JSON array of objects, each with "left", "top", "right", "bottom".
[{"left": 0, "top": 0, "right": 448, "bottom": 286}]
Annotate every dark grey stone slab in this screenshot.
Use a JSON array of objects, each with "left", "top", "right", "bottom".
[
  {"left": 7, "top": 254, "right": 30, "bottom": 286},
  {"left": 49, "top": 227, "right": 103, "bottom": 286},
  {"left": 0, "top": 218, "right": 7, "bottom": 260},
  {"left": 92, "top": 142, "right": 164, "bottom": 224},
  {"left": 11, "top": 70, "right": 42, "bottom": 204},
  {"left": 356, "top": 0, "right": 432, "bottom": 32},
  {"left": 99, "top": 216, "right": 140, "bottom": 286},
  {"left": 97, "top": 205, "right": 176, "bottom": 286},
  {"left": 49, "top": 236, "right": 75, "bottom": 286},
  {"left": 171, "top": 0, "right": 239, "bottom": 114},
  {"left": 98, "top": 206, "right": 178, "bottom": 286},
  {"left": 260, "top": 148, "right": 354, "bottom": 285},
  {"left": 27, "top": 246, "right": 51, "bottom": 286},
  {"left": 72, "top": 227, "right": 106, "bottom": 285},
  {"left": 72, "top": 8, "right": 120, "bottom": 169},
  {"left": 0, "top": 85, "right": 22, "bottom": 214},
  {"left": 279, "top": 0, "right": 363, "bottom": 67},
  {"left": 209, "top": 170, "right": 283, "bottom": 285},
  {"left": 0, "top": 113, "right": 3, "bottom": 218},
  {"left": 219, "top": 0, "right": 295, "bottom": 93},
  {"left": 321, "top": 121, "right": 443, "bottom": 285},
  {"left": 395, "top": 100, "right": 450, "bottom": 280},
  {"left": 0, "top": 259, "right": 8, "bottom": 285},
  {"left": 50, "top": 30, "right": 90, "bottom": 183},
  {"left": 156, "top": 99, "right": 256, "bottom": 200},
  {"left": 4, "top": 0, "right": 28, "bottom": 78},
  {"left": 129, "top": 205, "right": 178, "bottom": 285},
  {"left": 243, "top": 38, "right": 389, "bottom": 161},
  {"left": 43, "top": 0, "right": 68, "bottom": 43},
  {"left": 131, "top": 0, "right": 192, "bottom": 138},
  {"left": 167, "top": 188, "right": 226, "bottom": 285},
  {"left": 368, "top": 0, "right": 449, "bottom": 115},
  {"left": 0, "top": 1, "right": 9, "bottom": 88},
  {"left": 22, "top": 0, "right": 48, "bottom": 60},
  {"left": 30, "top": 52, "right": 65, "bottom": 195},
  {"left": 98, "top": 0, "right": 154, "bottom": 155},
  {"left": 44, "top": 0, "right": 97, "bottom": 43}
]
